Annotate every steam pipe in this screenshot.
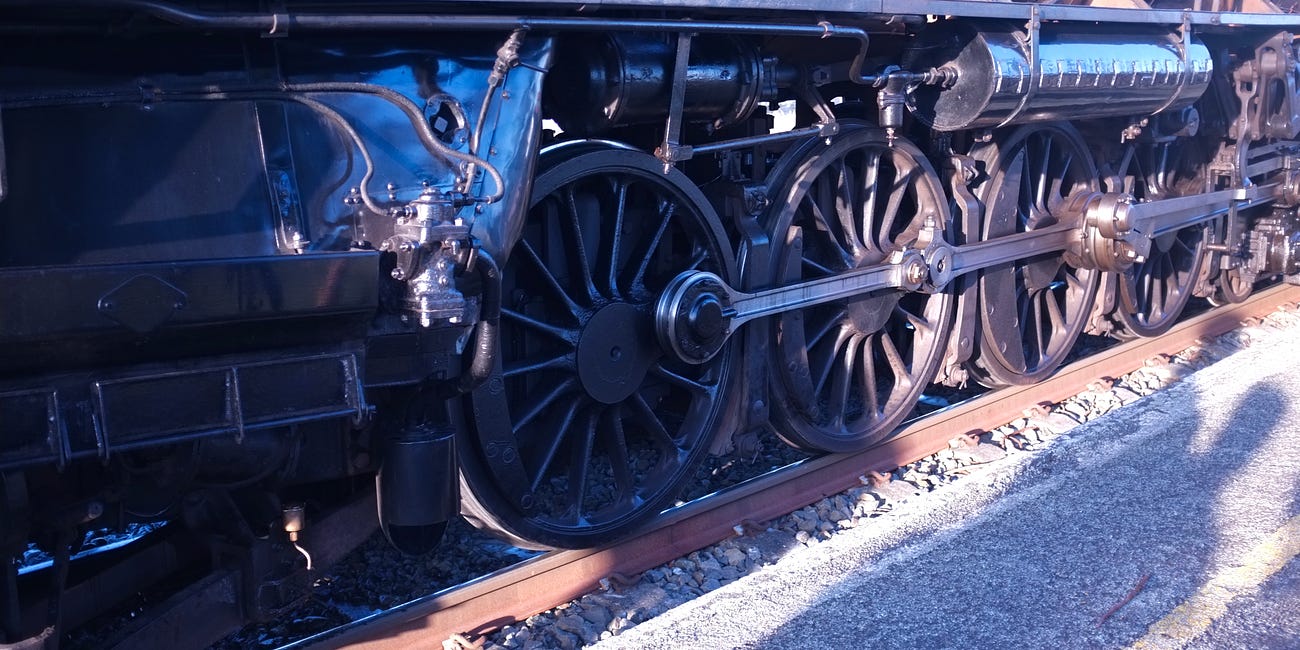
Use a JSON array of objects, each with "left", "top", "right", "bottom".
[
  {"left": 460, "top": 250, "right": 500, "bottom": 394},
  {"left": 5, "top": 1, "right": 876, "bottom": 84}
]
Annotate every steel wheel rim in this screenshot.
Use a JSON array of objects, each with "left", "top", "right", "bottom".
[
  {"left": 461, "top": 148, "right": 735, "bottom": 547},
  {"left": 972, "top": 123, "right": 1101, "bottom": 386},
  {"left": 766, "top": 126, "right": 954, "bottom": 453}
]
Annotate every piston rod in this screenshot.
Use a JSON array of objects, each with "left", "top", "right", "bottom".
[{"left": 1135, "top": 183, "right": 1278, "bottom": 237}]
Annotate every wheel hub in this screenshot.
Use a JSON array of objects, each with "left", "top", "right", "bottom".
[
  {"left": 655, "top": 271, "right": 734, "bottom": 365},
  {"left": 577, "top": 303, "right": 657, "bottom": 404}
]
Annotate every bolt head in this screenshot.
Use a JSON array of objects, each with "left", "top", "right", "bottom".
[{"left": 905, "top": 258, "right": 928, "bottom": 285}]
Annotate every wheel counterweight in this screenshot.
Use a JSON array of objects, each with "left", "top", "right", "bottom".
[{"left": 458, "top": 147, "right": 737, "bottom": 549}]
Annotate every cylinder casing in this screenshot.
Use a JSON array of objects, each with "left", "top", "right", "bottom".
[
  {"left": 544, "top": 33, "right": 782, "bottom": 135},
  {"left": 906, "top": 24, "right": 1214, "bottom": 131}
]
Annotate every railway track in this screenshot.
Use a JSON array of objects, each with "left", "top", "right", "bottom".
[{"left": 273, "top": 283, "right": 1300, "bottom": 650}]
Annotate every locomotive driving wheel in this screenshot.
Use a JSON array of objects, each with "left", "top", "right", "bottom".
[
  {"left": 458, "top": 146, "right": 737, "bottom": 549},
  {"left": 969, "top": 123, "right": 1101, "bottom": 386},
  {"left": 1114, "top": 139, "right": 1209, "bottom": 338},
  {"left": 764, "top": 125, "right": 955, "bottom": 453}
]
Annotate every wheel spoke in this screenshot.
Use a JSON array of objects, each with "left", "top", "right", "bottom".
[
  {"left": 802, "top": 256, "right": 837, "bottom": 276},
  {"left": 803, "top": 192, "right": 854, "bottom": 266},
  {"left": 628, "top": 391, "right": 677, "bottom": 450},
  {"left": 604, "top": 406, "right": 635, "bottom": 504},
  {"left": 563, "top": 408, "right": 600, "bottom": 523},
  {"left": 879, "top": 330, "right": 912, "bottom": 389},
  {"left": 826, "top": 335, "right": 858, "bottom": 426},
  {"left": 517, "top": 239, "right": 583, "bottom": 318},
  {"left": 810, "top": 326, "right": 851, "bottom": 395},
  {"left": 834, "top": 159, "right": 867, "bottom": 257},
  {"left": 503, "top": 352, "right": 574, "bottom": 379},
  {"left": 859, "top": 150, "right": 882, "bottom": 250},
  {"left": 1036, "top": 135, "right": 1052, "bottom": 212},
  {"left": 1020, "top": 149, "right": 1036, "bottom": 224},
  {"left": 894, "top": 303, "right": 933, "bottom": 336},
  {"left": 1048, "top": 151, "right": 1074, "bottom": 208},
  {"left": 1151, "top": 262, "right": 1166, "bottom": 317},
  {"left": 859, "top": 333, "right": 880, "bottom": 419},
  {"left": 1043, "top": 290, "right": 1065, "bottom": 331},
  {"left": 650, "top": 362, "right": 713, "bottom": 395},
  {"left": 1031, "top": 291, "right": 1047, "bottom": 357},
  {"left": 805, "top": 308, "right": 846, "bottom": 349},
  {"left": 607, "top": 178, "right": 630, "bottom": 299},
  {"left": 562, "top": 185, "right": 602, "bottom": 304},
  {"left": 1143, "top": 261, "right": 1156, "bottom": 307},
  {"left": 512, "top": 377, "right": 577, "bottom": 434},
  {"left": 685, "top": 247, "right": 709, "bottom": 271},
  {"left": 1017, "top": 287, "right": 1032, "bottom": 338},
  {"left": 1063, "top": 267, "right": 1085, "bottom": 292},
  {"left": 878, "top": 165, "right": 916, "bottom": 252},
  {"left": 501, "top": 308, "right": 577, "bottom": 345},
  {"left": 630, "top": 200, "right": 677, "bottom": 294},
  {"left": 528, "top": 395, "right": 584, "bottom": 492}
]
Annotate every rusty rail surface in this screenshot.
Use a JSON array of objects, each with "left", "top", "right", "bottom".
[{"left": 291, "top": 284, "right": 1300, "bottom": 650}]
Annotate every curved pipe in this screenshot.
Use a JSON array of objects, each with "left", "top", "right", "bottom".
[
  {"left": 459, "top": 250, "right": 501, "bottom": 394},
  {"left": 0, "top": 85, "right": 506, "bottom": 207}
]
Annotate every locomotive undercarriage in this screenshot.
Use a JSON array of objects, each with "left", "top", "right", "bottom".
[{"left": 5, "top": 1, "right": 1300, "bottom": 645}]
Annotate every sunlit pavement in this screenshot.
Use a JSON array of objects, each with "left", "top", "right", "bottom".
[{"left": 592, "top": 319, "right": 1300, "bottom": 650}]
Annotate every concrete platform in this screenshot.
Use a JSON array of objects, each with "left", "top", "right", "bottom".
[{"left": 592, "top": 318, "right": 1300, "bottom": 650}]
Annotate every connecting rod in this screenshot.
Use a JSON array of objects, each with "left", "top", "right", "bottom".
[{"left": 656, "top": 180, "right": 1283, "bottom": 365}]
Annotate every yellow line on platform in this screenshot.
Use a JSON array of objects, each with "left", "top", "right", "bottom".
[{"left": 1128, "top": 515, "right": 1300, "bottom": 650}]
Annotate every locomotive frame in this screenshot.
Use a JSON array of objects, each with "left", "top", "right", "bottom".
[{"left": 3, "top": 0, "right": 1300, "bottom": 644}]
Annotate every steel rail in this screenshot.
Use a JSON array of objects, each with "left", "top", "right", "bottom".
[{"left": 290, "top": 282, "right": 1300, "bottom": 650}]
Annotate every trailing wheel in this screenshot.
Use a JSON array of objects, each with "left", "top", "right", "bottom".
[
  {"left": 458, "top": 146, "right": 737, "bottom": 549},
  {"left": 1208, "top": 214, "right": 1256, "bottom": 305},
  {"left": 968, "top": 123, "right": 1101, "bottom": 386},
  {"left": 1208, "top": 141, "right": 1284, "bottom": 306},
  {"left": 1211, "top": 265, "right": 1255, "bottom": 305},
  {"left": 764, "top": 125, "right": 955, "bottom": 453},
  {"left": 1114, "top": 139, "right": 1209, "bottom": 337}
]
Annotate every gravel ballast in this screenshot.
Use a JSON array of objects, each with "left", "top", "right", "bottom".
[{"left": 480, "top": 304, "right": 1300, "bottom": 650}]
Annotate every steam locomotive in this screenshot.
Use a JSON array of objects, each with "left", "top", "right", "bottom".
[{"left": 3, "top": 0, "right": 1300, "bottom": 643}]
